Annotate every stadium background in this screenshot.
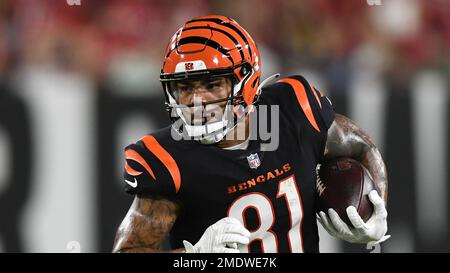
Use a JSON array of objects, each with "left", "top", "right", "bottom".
[{"left": 0, "top": 0, "right": 449, "bottom": 253}]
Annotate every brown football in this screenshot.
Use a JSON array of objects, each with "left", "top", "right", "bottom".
[{"left": 316, "top": 158, "right": 375, "bottom": 226}]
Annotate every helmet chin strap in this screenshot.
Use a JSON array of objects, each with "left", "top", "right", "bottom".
[{"left": 197, "top": 103, "right": 248, "bottom": 145}]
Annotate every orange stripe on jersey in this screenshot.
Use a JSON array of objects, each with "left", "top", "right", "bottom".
[
  {"left": 142, "top": 135, "right": 181, "bottom": 193},
  {"left": 309, "top": 83, "right": 322, "bottom": 109},
  {"left": 125, "top": 149, "right": 156, "bottom": 180},
  {"left": 278, "top": 78, "right": 321, "bottom": 132},
  {"left": 125, "top": 161, "right": 142, "bottom": 176}
]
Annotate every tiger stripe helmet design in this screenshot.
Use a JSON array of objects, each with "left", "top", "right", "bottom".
[{"left": 160, "top": 15, "right": 262, "bottom": 143}]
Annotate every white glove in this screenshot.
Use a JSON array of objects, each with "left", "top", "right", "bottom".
[
  {"left": 183, "top": 217, "right": 251, "bottom": 253},
  {"left": 317, "top": 190, "right": 391, "bottom": 244}
]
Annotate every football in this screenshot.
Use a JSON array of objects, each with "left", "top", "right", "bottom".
[{"left": 316, "top": 158, "right": 375, "bottom": 226}]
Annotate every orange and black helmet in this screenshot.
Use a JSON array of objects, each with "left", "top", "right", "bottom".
[{"left": 160, "top": 15, "right": 261, "bottom": 110}]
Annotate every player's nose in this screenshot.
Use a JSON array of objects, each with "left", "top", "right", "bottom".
[
  {"left": 190, "top": 93, "right": 205, "bottom": 106},
  {"left": 188, "top": 94, "right": 206, "bottom": 124},
  {"left": 188, "top": 84, "right": 209, "bottom": 104},
  {"left": 190, "top": 94, "right": 205, "bottom": 111}
]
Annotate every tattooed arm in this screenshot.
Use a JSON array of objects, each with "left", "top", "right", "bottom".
[
  {"left": 323, "top": 114, "right": 388, "bottom": 204},
  {"left": 318, "top": 114, "right": 390, "bottom": 243},
  {"left": 112, "top": 195, "right": 184, "bottom": 253}
]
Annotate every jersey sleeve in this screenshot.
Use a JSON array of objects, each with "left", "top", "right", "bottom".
[
  {"left": 276, "top": 75, "right": 335, "bottom": 158},
  {"left": 122, "top": 135, "right": 180, "bottom": 199}
]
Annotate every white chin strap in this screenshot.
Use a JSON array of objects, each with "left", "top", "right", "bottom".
[
  {"left": 183, "top": 105, "right": 233, "bottom": 144},
  {"left": 166, "top": 72, "right": 280, "bottom": 144}
]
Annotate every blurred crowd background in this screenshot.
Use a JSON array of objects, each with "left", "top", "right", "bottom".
[{"left": 0, "top": 0, "right": 449, "bottom": 252}]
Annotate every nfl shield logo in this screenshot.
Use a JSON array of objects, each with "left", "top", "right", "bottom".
[{"left": 247, "top": 153, "right": 261, "bottom": 169}]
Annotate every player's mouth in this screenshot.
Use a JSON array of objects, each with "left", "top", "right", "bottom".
[
  {"left": 190, "top": 115, "right": 207, "bottom": 125},
  {"left": 182, "top": 105, "right": 224, "bottom": 125}
]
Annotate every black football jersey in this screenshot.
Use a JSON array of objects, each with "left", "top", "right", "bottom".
[{"left": 123, "top": 75, "right": 335, "bottom": 253}]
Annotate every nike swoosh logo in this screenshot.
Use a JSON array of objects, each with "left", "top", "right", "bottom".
[{"left": 125, "top": 178, "right": 138, "bottom": 188}]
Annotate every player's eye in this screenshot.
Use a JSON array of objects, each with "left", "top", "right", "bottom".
[
  {"left": 177, "top": 85, "right": 192, "bottom": 93},
  {"left": 206, "top": 81, "right": 222, "bottom": 90}
]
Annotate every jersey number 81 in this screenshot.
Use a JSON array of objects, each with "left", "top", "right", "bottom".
[{"left": 227, "top": 175, "right": 304, "bottom": 253}]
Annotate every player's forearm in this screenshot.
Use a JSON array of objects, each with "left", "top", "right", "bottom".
[
  {"left": 112, "top": 196, "right": 181, "bottom": 253},
  {"left": 114, "top": 247, "right": 185, "bottom": 253},
  {"left": 324, "top": 114, "right": 388, "bottom": 204},
  {"left": 111, "top": 231, "right": 170, "bottom": 253},
  {"left": 358, "top": 144, "right": 388, "bottom": 204},
  {"left": 112, "top": 233, "right": 184, "bottom": 253}
]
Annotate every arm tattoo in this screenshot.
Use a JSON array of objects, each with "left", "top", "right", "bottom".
[
  {"left": 324, "top": 114, "right": 388, "bottom": 204},
  {"left": 112, "top": 196, "right": 184, "bottom": 253}
]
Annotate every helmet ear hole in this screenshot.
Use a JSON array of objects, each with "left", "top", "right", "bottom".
[
  {"left": 240, "top": 63, "right": 251, "bottom": 77},
  {"left": 239, "top": 67, "right": 247, "bottom": 77}
]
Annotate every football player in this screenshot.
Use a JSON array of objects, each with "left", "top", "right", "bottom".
[{"left": 112, "top": 15, "right": 389, "bottom": 253}]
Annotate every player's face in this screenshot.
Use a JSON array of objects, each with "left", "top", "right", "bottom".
[
  {"left": 175, "top": 77, "right": 232, "bottom": 105},
  {"left": 173, "top": 77, "right": 232, "bottom": 124}
]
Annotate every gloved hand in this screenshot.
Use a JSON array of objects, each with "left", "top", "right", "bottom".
[
  {"left": 183, "top": 217, "right": 251, "bottom": 253},
  {"left": 317, "top": 190, "right": 390, "bottom": 244}
]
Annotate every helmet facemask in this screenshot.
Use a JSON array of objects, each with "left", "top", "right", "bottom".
[{"left": 162, "top": 63, "right": 255, "bottom": 144}]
